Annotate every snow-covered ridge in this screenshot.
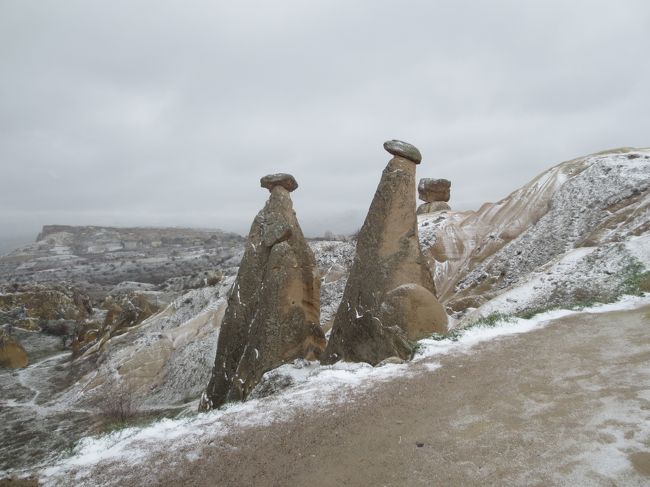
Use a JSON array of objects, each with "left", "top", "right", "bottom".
[{"left": 419, "top": 148, "right": 650, "bottom": 318}]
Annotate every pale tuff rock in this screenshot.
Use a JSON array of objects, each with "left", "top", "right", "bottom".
[
  {"left": 418, "top": 178, "right": 451, "bottom": 203},
  {"left": 381, "top": 284, "right": 448, "bottom": 338},
  {"left": 383, "top": 140, "right": 422, "bottom": 164},
  {"left": 323, "top": 141, "right": 448, "bottom": 365},
  {"left": 417, "top": 201, "right": 451, "bottom": 215},
  {"left": 200, "top": 175, "right": 324, "bottom": 410}
]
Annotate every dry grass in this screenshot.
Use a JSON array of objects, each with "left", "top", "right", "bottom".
[{"left": 97, "top": 379, "right": 139, "bottom": 426}]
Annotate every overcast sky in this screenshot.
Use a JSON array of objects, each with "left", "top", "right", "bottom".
[{"left": 1, "top": 0, "right": 649, "bottom": 246}]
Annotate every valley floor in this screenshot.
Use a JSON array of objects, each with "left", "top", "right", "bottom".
[{"left": 45, "top": 304, "right": 650, "bottom": 486}]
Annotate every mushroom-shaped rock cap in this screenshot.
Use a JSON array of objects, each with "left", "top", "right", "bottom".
[
  {"left": 260, "top": 173, "right": 298, "bottom": 192},
  {"left": 383, "top": 140, "right": 422, "bottom": 164}
]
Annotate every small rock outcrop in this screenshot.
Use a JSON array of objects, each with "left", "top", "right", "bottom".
[
  {"left": 323, "top": 141, "right": 448, "bottom": 365},
  {"left": 417, "top": 201, "right": 451, "bottom": 214},
  {"left": 0, "top": 331, "right": 28, "bottom": 368},
  {"left": 199, "top": 173, "right": 324, "bottom": 410},
  {"left": 71, "top": 290, "right": 161, "bottom": 357},
  {"left": 417, "top": 178, "right": 451, "bottom": 215},
  {"left": 0, "top": 284, "right": 92, "bottom": 323}
]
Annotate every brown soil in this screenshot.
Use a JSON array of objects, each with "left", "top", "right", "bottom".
[
  {"left": 629, "top": 451, "right": 650, "bottom": 476},
  {"left": 53, "top": 305, "right": 650, "bottom": 486},
  {"left": 0, "top": 479, "right": 38, "bottom": 487}
]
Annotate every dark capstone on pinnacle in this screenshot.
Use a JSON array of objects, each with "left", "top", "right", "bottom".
[
  {"left": 260, "top": 173, "right": 298, "bottom": 192},
  {"left": 383, "top": 140, "right": 422, "bottom": 164}
]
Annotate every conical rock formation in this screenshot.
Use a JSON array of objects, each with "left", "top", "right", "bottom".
[
  {"left": 199, "top": 174, "right": 324, "bottom": 410},
  {"left": 323, "top": 141, "right": 448, "bottom": 365}
]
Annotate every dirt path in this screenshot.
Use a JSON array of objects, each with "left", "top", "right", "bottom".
[{"left": 45, "top": 305, "right": 649, "bottom": 486}]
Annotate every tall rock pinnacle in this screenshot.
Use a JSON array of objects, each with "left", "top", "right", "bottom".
[
  {"left": 199, "top": 173, "right": 325, "bottom": 410},
  {"left": 323, "top": 141, "right": 448, "bottom": 365}
]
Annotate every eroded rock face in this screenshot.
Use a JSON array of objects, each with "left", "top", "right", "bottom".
[
  {"left": 71, "top": 291, "right": 161, "bottom": 357},
  {"left": 199, "top": 176, "right": 324, "bottom": 410},
  {"left": 323, "top": 141, "right": 448, "bottom": 365},
  {"left": 418, "top": 178, "right": 451, "bottom": 203}
]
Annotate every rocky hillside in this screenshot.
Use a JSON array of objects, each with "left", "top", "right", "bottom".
[
  {"left": 418, "top": 147, "right": 650, "bottom": 320},
  {"left": 0, "top": 225, "right": 246, "bottom": 369},
  {"left": 0, "top": 225, "right": 244, "bottom": 294},
  {"left": 0, "top": 230, "right": 353, "bottom": 473},
  {"left": 1, "top": 147, "right": 648, "bottom": 480},
  {"left": 23, "top": 146, "right": 649, "bottom": 415}
]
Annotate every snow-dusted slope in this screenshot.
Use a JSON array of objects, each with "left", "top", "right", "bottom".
[
  {"left": 61, "top": 240, "right": 355, "bottom": 411},
  {"left": 419, "top": 148, "right": 650, "bottom": 318},
  {"left": 67, "top": 279, "right": 234, "bottom": 409}
]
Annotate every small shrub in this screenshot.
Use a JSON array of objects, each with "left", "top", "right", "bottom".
[
  {"left": 471, "top": 312, "right": 515, "bottom": 327},
  {"left": 516, "top": 306, "right": 561, "bottom": 319},
  {"left": 98, "top": 379, "right": 139, "bottom": 426},
  {"left": 206, "top": 275, "right": 221, "bottom": 286},
  {"left": 428, "top": 329, "right": 463, "bottom": 342},
  {"left": 40, "top": 319, "right": 77, "bottom": 337},
  {"left": 620, "top": 260, "right": 650, "bottom": 295},
  {"left": 424, "top": 312, "right": 515, "bottom": 345}
]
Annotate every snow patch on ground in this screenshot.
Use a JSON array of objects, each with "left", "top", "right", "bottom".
[
  {"left": 419, "top": 294, "right": 647, "bottom": 359},
  {"left": 627, "top": 234, "right": 650, "bottom": 266},
  {"left": 566, "top": 396, "right": 650, "bottom": 484},
  {"left": 465, "top": 234, "right": 650, "bottom": 322}
]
